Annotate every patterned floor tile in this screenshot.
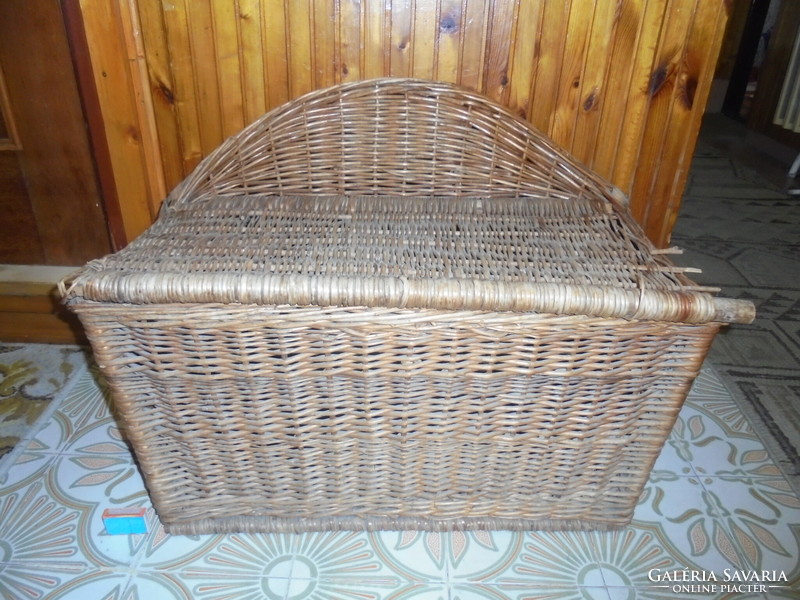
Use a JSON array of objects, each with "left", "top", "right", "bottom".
[
  {"left": 44, "top": 451, "right": 150, "bottom": 570},
  {"left": 3, "top": 365, "right": 798, "bottom": 599},
  {"left": 0, "top": 442, "right": 57, "bottom": 489},
  {"left": 0, "top": 562, "right": 89, "bottom": 600},
  {"left": 444, "top": 531, "right": 525, "bottom": 584},
  {"left": 693, "top": 474, "right": 800, "bottom": 577},
  {"left": 687, "top": 368, "right": 738, "bottom": 402},
  {"left": 633, "top": 472, "right": 750, "bottom": 575},
  {"left": 0, "top": 473, "right": 94, "bottom": 599},
  {"left": 32, "top": 368, "right": 117, "bottom": 453},
  {"left": 131, "top": 526, "right": 223, "bottom": 572},
  {"left": 370, "top": 530, "right": 462, "bottom": 582},
  {"left": 0, "top": 345, "right": 89, "bottom": 483},
  {"left": 43, "top": 569, "right": 168, "bottom": 600},
  {"left": 495, "top": 530, "right": 604, "bottom": 589},
  {"left": 449, "top": 584, "right": 518, "bottom": 600},
  {"left": 494, "top": 584, "right": 611, "bottom": 600},
  {"left": 685, "top": 369, "right": 757, "bottom": 438},
  {"left": 4, "top": 365, "right": 798, "bottom": 599},
  {"left": 671, "top": 402, "right": 769, "bottom": 476}
]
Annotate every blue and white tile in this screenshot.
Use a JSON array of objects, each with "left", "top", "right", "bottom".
[
  {"left": 0, "top": 473, "right": 94, "bottom": 597},
  {"left": 493, "top": 530, "right": 608, "bottom": 598},
  {"left": 0, "top": 440, "right": 58, "bottom": 489},
  {"left": 46, "top": 452, "right": 150, "bottom": 569},
  {"left": 693, "top": 474, "right": 800, "bottom": 578},
  {"left": 633, "top": 470, "right": 750, "bottom": 576},
  {"left": 32, "top": 368, "right": 117, "bottom": 453}
]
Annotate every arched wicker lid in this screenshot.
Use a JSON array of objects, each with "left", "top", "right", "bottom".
[{"left": 62, "top": 79, "right": 754, "bottom": 325}]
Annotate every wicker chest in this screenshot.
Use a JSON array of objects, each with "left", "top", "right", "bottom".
[{"left": 62, "top": 79, "right": 753, "bottom": 535}]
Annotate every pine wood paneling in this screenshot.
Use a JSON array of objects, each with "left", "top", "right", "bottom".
[
  {"left": 436, "top": 0, "right": 462, "bottom": 84},
  {"left": 527, "top": 0, "right": 571, "bottom": 134},
  {"left": 136, "top": 0, "right": 184, "bottom": 192},
  {"left": 628, "top": 0, "right": 696, "bottom": 225},
  {"left": 571, "top": 0, "right": 620, "bottom": 166},
  {"left": 314, "top": 0, "right": 338, "bottom": 88},
  {"left": 287, "top": 1, "right": 315, "bottom": 98},
  {"left": 340, "top": 0, "right": 363, "bottom": 81},
  {"left": 109, "top": 0, "right": 730, "bottom": 247},
  {"left": 592, "top": 0, "right": 648, "bottom": 177},
  {"left": 460, "top": 0, "right": 490, "bottom": 90},
  {"left": 212, "top": 2, "right": 246, "bottom": 139},
  {"left": 78, "top": 0, "right": 159, "bottom": 243},
  {"left": 238, "top": 0, "right": 269, "bottom": 124},
  {"left": 263, "top": 0, "right": 290, "bottom": 109},
  {"left": 390, "top": 0, "right": 414, "bottom": 77},
  {"left": 647, "top": 0, "right": 729, "bottom": 243},
  {"left": 412, "top": 0, "right": 437, "bottom": 81},
  {"left": 483, "top": 0, "right": 518, "bottom": 104}
]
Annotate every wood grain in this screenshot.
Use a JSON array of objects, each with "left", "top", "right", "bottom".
[
  {"left": 0, "top": 155, "right": 45, "bottom": 264},
  {"left": 121, "top": 0, "right": 730, "bottom": 247},
  {"left": 389, "top": 0, "right": 414, "bottom": 77},
  {"left": 136, "top": 0, "right": 184, "bottom": 194},
  {"left": 647, "top": 0, "right": 728, "bottom": 244},
  {"left": 0, "top": 267, "right": 87, "bottom": 344},
  {"left": 628, "top": 0, "right": 695, "bottom": 225},
  {"left": 0, "top": 1, "right": 111, "bottom": 263},
  {"left": 571, "top": 0, "right": 619, "bottom": 166},
  {"left": 528, "top": 0, "right": 571, "bottom": 134}
]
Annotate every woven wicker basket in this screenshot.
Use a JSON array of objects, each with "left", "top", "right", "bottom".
[{"left": 62, "top": 79, "right": 754, "bottom": 534}]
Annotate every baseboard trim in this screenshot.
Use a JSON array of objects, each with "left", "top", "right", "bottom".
[{"left": 0, "top": 265, "right": 87, "bottom": 344}]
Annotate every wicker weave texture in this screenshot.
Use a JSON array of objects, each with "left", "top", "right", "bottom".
[
  {"left": 168, "top": 79, "right": 615, "bottom": 206},
  {"left": 77, "top": 303, "right": 718, "bottom": 533},
  {"left": 72, "top": 195, "right": 747, "bottom": 324},
  {"left": 63, "top": 78, "right": 750, "bottom": 534}
]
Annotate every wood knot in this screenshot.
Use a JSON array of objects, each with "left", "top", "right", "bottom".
[
  {"left": 648, "top": 65, "right": 669, "bottom": 97},
  {"left": 156, "top": 80, "right": 175, "bottom": 105},
  {"left": 440, "top": 15, "right": 458, "bottom": 34},
  {"left": 127, "top": 125, "right": 140, "bottom": 143},
  {"left": 680, "top": 75, "right": 697, "bottom": 110},
  {"left": 583, "top": 89, "right": 598, "bottom": 111}
]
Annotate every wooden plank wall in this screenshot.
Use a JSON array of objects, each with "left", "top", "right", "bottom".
[{"left": 94, "top": 0, "right": 730, "bottom": 247}]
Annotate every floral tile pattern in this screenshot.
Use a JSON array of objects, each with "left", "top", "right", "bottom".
[
  {"left": 0, "top": 344, "right": 88, "bottom": 479},
  {"left": 0, "top": 364, "right": 798, "bottom": 600}
]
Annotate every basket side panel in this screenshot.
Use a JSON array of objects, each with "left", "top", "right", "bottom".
[{"left": 74, "top": 303, "right": 718, "bottom": 533}]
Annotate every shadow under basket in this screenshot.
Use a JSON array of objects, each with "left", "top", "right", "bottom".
[{"left": 61, "top": 79, "right": 754, "bottom": 535}]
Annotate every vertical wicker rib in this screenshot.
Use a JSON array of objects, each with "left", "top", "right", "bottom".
[{"left": 63, "top": 79, "right": 751, "bottom": 534}]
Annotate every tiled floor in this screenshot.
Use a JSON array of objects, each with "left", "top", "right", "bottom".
[{"left": 1, "top": 356, "right": 798, "bottom": 599}]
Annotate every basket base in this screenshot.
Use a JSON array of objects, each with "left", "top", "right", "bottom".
[{"left": 161, "top": 513, "right": 633, "bottom": 535}]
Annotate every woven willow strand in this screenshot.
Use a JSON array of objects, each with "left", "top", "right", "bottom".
[
  {"left": 64, "top": 79, "right": 752, "bottom": 324},
  {"left": 61, "top": 78, "right": 747, "bottom": 534},
  {"left": 66, "top": 193, "right": 751, "bottom": 324}
]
